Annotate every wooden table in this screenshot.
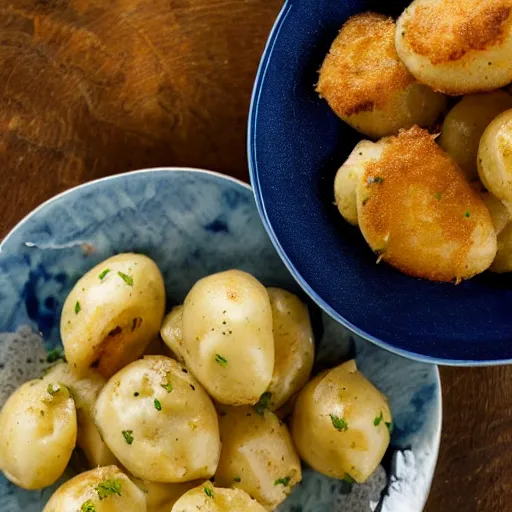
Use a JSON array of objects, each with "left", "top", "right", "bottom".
[{"left": 0, "top": 2, "right": 509, "bottom": 510}]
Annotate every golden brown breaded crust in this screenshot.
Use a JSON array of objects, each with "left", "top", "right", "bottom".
[
  {"left": 317, "top": 12, "right": 414, "bottom": 116},
  {"left": 358, "top": 127, "right": 495, "bottom": 282},
  {"left": 403, "top": 0, "right": 512, "bottom": 64}
]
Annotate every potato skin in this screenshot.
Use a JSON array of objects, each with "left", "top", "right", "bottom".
[
  {"left": 265, "top": 288, "right": 314, "bottom": 411},
  {"left": 95, "top": 356, "right": 220, "bottom": 483},
  {"left": 215, "top": 406, "right": 301, "bottom": 511},
  {"left": 317, "top": 12, "right": 446, "bottom": 138},
  {"left": 171, "top": 482, "right": 266, "bottom": 512},
  {"left": 160, "top": 305, "right": 185, "bottom": 362},
  {"left": 42, "top": 465, "right": 147, "bottom": 512},
  {"left": 439, "top": 91, "right": 512, "bottom": 180},
  {"left": 61, "top": 253, "right": 166, "bottom": 378},
  {"left": 0, "top": 379, "right": 77, "bottom": 489},
  {"left": 291, "top": 360, "right": 391, "bottom": 483},
  {"left": 491, "top": 222, "right": 512, "bottom": 272},
  {"left": 132, "top": 478, "right": 203, "bottom": 512},
  {"left": 182, "top": 270, "right": 274, "bottom": 405},
  {"left": 396, "top": 0, "right": 512, "bottom": 95},
  {"left": 481, "top": 191, "right": 511, "bottom": 236}
]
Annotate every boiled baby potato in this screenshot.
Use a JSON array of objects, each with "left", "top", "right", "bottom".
[
  {"left": 478, "top": 109, "right": 512, "bottom": 211},
  {"left": 182, "top": 270, "right": 274, "bottom": 405},
  {"left": 0, "top": 378, "right": 77, "bottom": 489},
  {"left": 43, "top": 362, "right": 118, "bottom": 468},
  {"left": 215, "top": 405, "right": 301, "bottom": 510},
  {"left": 317, "top": 12, "right": 446, "bottom": 139},
  {"left": 133, "top": 478, "right": 202, "bottom": 512},
  {"left": 357, "top": 126, "right": 497, "bottom": 282},
  {"left": 481, "top": 191, "right": 511, "bottom": 236},
  {"left": 171, "top": 482, "right": 266, "bottom": 512},
  {"left": 264, "top": 288, "right": 314, "bottom": 411},
  {"left": 43, "top": 465, "right": 147, "bottom": 512},
  {"left": 291, "top": 360, "right": 391, "bottom": 483},
  {"left": 61, "top": 253, "right": 166, "bottom": 378},
  {"left": 334, "top": 140, "right": 386, "bottom": 226},
  {"left": 396, "top": 0, "right": 512, "bottom": 95},
  {"left": 491, "top": 222, "right": 512, "bottom": 273},
  {"left": 160, "top": 305, "right": 185, "bottom": 362},
  {"left": 439, "top": 91, "right": 512, "bottom": 180},
  {"left": 95, "top": 356, "right": 220, "bottom": 483}
]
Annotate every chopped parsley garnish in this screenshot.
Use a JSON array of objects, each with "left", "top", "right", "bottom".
[
  {"left": 99, "top": 269, "right": 111, "bottom": 280},
  {"left": 254, "top": 391, "right": 272, "bottom": 415},
  {"left": 464, "top": 211, "right": 471, "bottom": 218},
  {"left": 374, "top": 411, "right": 383, "bottom": 426},
  {"left": 154, "top": 398, "right": 162, "bottom": 411},
  {"left": 343, "top": 474, "right": 356, "bottom": 484},
  {"left": 96, "top": 479, "right": 122, "bottom": 500},
  {"left": 434, "top": 192, "right": 442, "bottom": 200},
  {"left": 215, "top": 354, "right": 228, "bottom": 367},
  {"left": 75, "top": 301, "right": 81, "bottom": 314},
  {"left": 117, "top": 271, "right": 134, "bottom": 286},
  {"left": 81, "top": 500, "right": 96, "bottom": 512},
  {"left": 386, "top": 421, "right": 394, "bottom": 434},
  {"left": 46, "top": 347, "right": 65, "bottom": 363},
  {"left": 161, "top": 383, "right": 173, "bottom": 393},
  {"left": 274, "top": 476, "right": 291, "bottom": 486},
  {"left": 330, "top": 414, "right": 348, "bottom": 432},
  {"left": 233, "top": 477, "right": 241, "bottom": 483},
  {"left": 134, "top": 392, "right": 140, "bottom": 397},
  {"left": 47, "top": 383, "right": 60, "bottom": 396},
  {"left": 122, "top": 430, "right": 134, "bottom": 445},
  {"left": 204, "top": 486, "right": 214, "bottom": 498}
]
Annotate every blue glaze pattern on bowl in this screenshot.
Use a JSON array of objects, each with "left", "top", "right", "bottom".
[
  {"left": 248, "top": 0, "right": 512, "bottom": 365},
  {"left": 0, "top": 169, "right": 440, "bottom": 511}
]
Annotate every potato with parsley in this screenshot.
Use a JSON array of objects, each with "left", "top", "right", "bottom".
[
  {"left": 61, "top": 253, "right": 166, "bottom": 378},
  {"left": 171, "top": 482, "right": 266, "bottom": 512},
  {"left": 0, "top": 378, "right": 77, "bottom": 489},
  {"left": 264, "top": 288, "right": 314, "bottom": 411},
  {"left": 214, "top": 405, "right": 301, "bottom": 510},
  {"left": 42, "top": 465, "right": 147, "bottom": 512},
  {"left": 95, "top": 356, "right": 220, "bottom": 483},
  {"left": 182, "top": 270, "right": 274, "bottom": 405},
  {"left": 160, "top": 305, "right": 185, "bottom": 362},
  {"left": 42, "top": 362, "right": 118, "bottom": 468},
  {"left": 132, "top": 478, "right": 203, "bottom": 512},
  {"left": 291, "top": 360, "right": 392, "bottom": 483}
]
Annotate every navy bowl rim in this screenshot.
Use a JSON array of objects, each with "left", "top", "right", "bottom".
[{"left": 246, "top": 2, "right": 510, "bottom": 367}]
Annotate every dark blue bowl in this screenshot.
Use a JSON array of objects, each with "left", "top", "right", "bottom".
[{"left": 248, "top": 0, "right": 512, "bottom": 365}]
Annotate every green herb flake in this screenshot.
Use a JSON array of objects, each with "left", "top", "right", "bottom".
[
  {"left": 122, "top": 430, "right": 134, "bottom": 445},
  {"left": 215, "top": 354, "right": 228, "bottom": 367},
  {"left": 75, "top": 301, "right": 81, "bottom": 314},
  {"left": 368, "top": 176, "right": 384, "bottom": 185},
  {"left": 434, "top": 192, "right": 442, "bottom": 200},
  {"left": 96, "top": 479, "right": 122, "bottom": 500},
  {"left": 254, "top": 391, "right": 272, "bottom": 416},
  {"left": 81, "top": 500, "right": 96, "bottom": 512},
  {"left": 464, "top": 211, "right": 471, "bottom": 218},
  {"left": 274, "top": 476, "right": 291, "bottom": 486},
  {"left": 46, "top": 348, "right": 66, "bottom": 363},
  {"left": 374, "top": 411, "right": 384, "bottom": 427},
  {"left": 330, "top": 414, "right": 348, "bottom": 432},
  {"left": 117, "top": 271, "right": 134, "bottom": 286},
  {"left": 47, "top": 383, "right": 60, "bottom": 396},
  {"left": 204, "top": 486, "right": 214, "bottom": 498},
  {"left": 386, "top": 421, "right": 394, "bottom": 434},
  {"left": 233, "top": 477, "right": 241, "bottom": 483},
  {"left": 343, "top": 474, "right": 356, "bottom": 484},
  {"left": 99, "top": 269, "right": 111, "bottom": 280},
  {"left": 154, "top": 398, "right": 162, "bottom": 411},
  {"left": 161, "top": 383, "right": 173, "bottom": 393}
]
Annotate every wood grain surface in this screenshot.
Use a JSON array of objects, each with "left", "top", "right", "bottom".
[{"left": 0, "top": 1, "right": 510, "bottom": 511}]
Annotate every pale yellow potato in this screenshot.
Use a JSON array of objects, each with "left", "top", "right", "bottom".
[
  {"left": 133, "top": 478, "right": 202, "bottom": 512},
  {"left": 439, "top": 91, "right": 512, "bottom": 180},
  {"left": 182, "top": 270, "right": 274, "bottom": 405},
  {"left": 317, "top": 12, "right": 446, "bottom": 139},
  {"left": 478, "top": 109, "right": 512, "bottom": 211},
  {"left": 171, "top": 482, "right": 266, "bottom": 512},
  {"left": 0, "top": 379, "right": 77, "bottom": 489},
  {"left": 215, "top": 406, "right": 301, "bottom": 511},
  {"left": 43, "top": 465, "right": 147, "bottom": 512},
  {"left": 291, "top": 360, "right": 391, "bottom": 483},
  {"left": 160, "top": 305, "right": 185, "bottom": 362},
  {"left": 357, "top": 126, "right": 497, "bottom": 282},
  {"left": 42, "top": 362, "right": 117, "bottom": 468},
  {"left": 264, "top": 288, "right": 314, "bottom": 411},
  {"left": 334, "top": 140, "right": 386, "bottom": 226},
  {"left": 60, "top": 253, "right": 166, "bottom": 378},
  {"left": 95, "top": 356, "right": 220, "bottom": 483},
  {"left": 481, "top": 191, "right": 511, "bottom": 235},
  {"left": 396, "top": 0, "right": 512, "bottom": 95},
  {"left": 491, "top": 222, "right": 512, "bottom": 272}
]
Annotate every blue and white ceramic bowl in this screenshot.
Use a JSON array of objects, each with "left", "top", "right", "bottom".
[
  {"left": 248, "top": 0, "right": 512, "bottom": 365},
  {"left": 0, "top": 169, "right": 440, "bottom": 511}
]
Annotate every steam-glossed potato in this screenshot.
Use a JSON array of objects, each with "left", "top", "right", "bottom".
[
  {"left": 265, "top": 288, "right": 314, "bottom": 411},
  {"left": 95, "top": 356, "right": 220, "bottom": 483},
  {"left": 215, "top": 406, "right": 301, "bottom": 510},
  {"left": 182, "top": 270, "right": 274, "bottom": 405},
  {"left": 133, "top": 478, "right": 202, "bottom": 512},
  {"left": 396, "top": 0, "right": 512, "bottom": 95},
  {"left": 0, "top": 379, "right": 77, "bottom": 489},
  {"left": 42, "top": 465, "right": 147, "bottom": 512},
  {"left": 317, "top": 12, "right": 446, "bottom": 139},
  {"left": 439, "top": 91, "right": 512, "bottom": 180},
  {"left": 291, "top": 360, "right": 391, "bottom": 483},
  {"left": 160, "top": 305, "right": 185, "bottom": 362},
  {"left": 171, "top": 482, "right": 266, "bottom": 512},
  {"left": 356, "top": 126, "right": 497, "bottom": 282},
  {"left": 61, "top": 253, "right": 166, "bottom": 378}
]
